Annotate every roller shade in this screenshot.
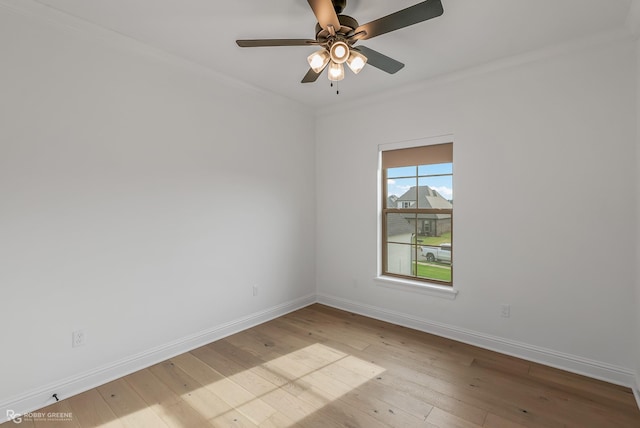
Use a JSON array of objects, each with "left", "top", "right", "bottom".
[{"left": 382, "top": 142, "right": 452, "bottom": 169}]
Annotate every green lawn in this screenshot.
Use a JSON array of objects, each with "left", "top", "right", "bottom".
[
  {"left": 416, "top": 232, "right": 451, "bottom": 246},
  {"left": 414, "top": 262, "right": 452, "bottom": 282}
]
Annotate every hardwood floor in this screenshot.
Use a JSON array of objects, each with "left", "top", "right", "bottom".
[{"left": 5, "top": 304, "right": 640, "bottom": 427}]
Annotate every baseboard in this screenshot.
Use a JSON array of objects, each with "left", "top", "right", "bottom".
[
  {"left": 633, "top": 386, "right": 640, "bottom": 411},
  {"left": 3, "top": 291, "right": 638, "bottom": 422},
  {"left": 1, "top": 293, "right": 316, "bottom": 422},
  {"left": 317, "top": 293, "right": 637, "bottom": 389}
]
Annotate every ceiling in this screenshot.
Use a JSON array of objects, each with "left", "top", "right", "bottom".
[{"left": 30, "top": 0, "right": 634, "bottom": 108}]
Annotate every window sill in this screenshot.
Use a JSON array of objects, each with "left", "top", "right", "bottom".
[{"left": 374, "top": 276, "right": 458, "bottom": 300}]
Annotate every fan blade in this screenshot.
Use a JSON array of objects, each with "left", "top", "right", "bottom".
[
  {"left": 236, "top": 39, "right": 318, "bottom": 47},
  {"left": 354, "top": 46, "right": 404, "bottom": 74},
  {"left": 354, "top": 0, "right": 443, "bottom": 41},
  {"left": 302, "top": 68, "right": 322, "bottom": 83},
  {"left": 307, "top": 0, "right": 341, "bottom": 32}
]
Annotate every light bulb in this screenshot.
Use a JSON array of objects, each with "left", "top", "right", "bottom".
[
  {"left": 307, "top": 50, "right": 330, "bottom": 73},
  {"left": 329, "top": 41, "right": 349, "bottom": 64},
  {"left": 346, "top": 50, "right": 367, "bottom": 74},
  {"left": 328, "top": 61, "right": 345, "bottom": 81}
]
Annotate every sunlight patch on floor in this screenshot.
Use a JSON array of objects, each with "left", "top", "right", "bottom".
[{"left": 186, "top": 342, "right": 386, "bottom": 426}]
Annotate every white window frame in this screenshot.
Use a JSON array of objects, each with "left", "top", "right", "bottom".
[{"left": 376, "top": 135, "right": 458, "bottom": 300}]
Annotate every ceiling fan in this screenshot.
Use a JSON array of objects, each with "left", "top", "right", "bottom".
[{"left": 236, "top": 0, "right": 444, "bottom": 83}]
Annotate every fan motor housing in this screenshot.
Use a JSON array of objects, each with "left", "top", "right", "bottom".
[{"left": 315, "top": 14, "right": 359, "bottom": 40}]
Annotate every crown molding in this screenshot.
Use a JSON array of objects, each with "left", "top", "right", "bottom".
[
  {"left": 316, "top": 27, "right": 634, "bottom": 118},
  {"left": 0, "top": 0, "right": 312, "bottom": 114},
  {"left": 2, "top": 0, "right": 634, "bottom": 117}
]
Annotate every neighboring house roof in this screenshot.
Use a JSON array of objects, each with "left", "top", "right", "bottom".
[
  {"left": 396, "top": 186, "right": 450, "bottom": 206},
  {"left": 395, "top": 186, "right": 452, "bottom": 220}
]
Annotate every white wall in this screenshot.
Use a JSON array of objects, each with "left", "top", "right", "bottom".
[
  {"left": 316, "top": 36, "right": 637, "bottom": 384},
  {"left": 636, "top": 37, "right": 640, "bottom": 394},
  {"left": 0, "top": 5, "right": 315, "bottom": 412},
  {"left": 1, "top": 2, "right": 638, "bottom": 416}
]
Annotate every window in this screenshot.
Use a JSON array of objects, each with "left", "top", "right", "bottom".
[{"left": 381, "top": 142, "right": 453, "bottom": 285}]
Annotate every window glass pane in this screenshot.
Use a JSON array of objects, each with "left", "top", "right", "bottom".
[
  {"left": 416, "top": 217, "right": 452, "bottom": 282},
  {"left": 417, "top": 176, "right": 453, "bottom": 208},
  {"left": 416, "top": 258, "right": 452, "bottom": 282},
  {"left": 386, "top": 243, "right": 417, "bottom": 276},
  {"left": 387, "top": 177, "right": 416, "bottom": 206},
  {"left": 382, "top": 143, "right": 453, "bottom": 285},
  {"left": 386, "top": 213, "right": 416, "bottom": 243},
  {"left": 418, "top": 162, "right": 453, "bottom": 176},
  {"left": 387, "top": 166, "right": 416, "bottom": 178},
  {"left": 416, "top": 216, "right": 451, "bottom": 242}
]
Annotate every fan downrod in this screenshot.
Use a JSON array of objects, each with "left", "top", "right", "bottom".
[{"left": 332, "top": 0, "right": 347, "bottom": 14}]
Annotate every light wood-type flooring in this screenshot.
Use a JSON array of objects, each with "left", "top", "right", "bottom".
[{"left": 5, "top": 304, "right": 640, "bottom": 427}]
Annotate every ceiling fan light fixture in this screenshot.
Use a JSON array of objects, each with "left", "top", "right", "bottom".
[
  {"left": 329, "top": 41, "right": 349, "bottom": 64},
  {"left": 307, "top": 49, "right": 330, "bottom": 73},
  {"left": 327, "top": 61, "right": 345, "bottom": 81},
  {"left": 236, "top": 0, "right": 444, "bottom": 85},
  {"left": 346, "top": 50, "right": 367, "bottom": 74}
]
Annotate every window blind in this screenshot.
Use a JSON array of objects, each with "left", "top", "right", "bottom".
[{"left": 382, "top": 142, "right": 452, "bottom": 169}]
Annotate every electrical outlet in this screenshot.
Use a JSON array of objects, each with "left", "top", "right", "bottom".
[
  {"left": 252, "top": 285, "right": 258, "bottom": 297},
  {"left": 501, "top": 305, "right": 511, "bottom": 318},
  {"left": 72, "top": 330, "right": 85, "bottom": 348}
]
